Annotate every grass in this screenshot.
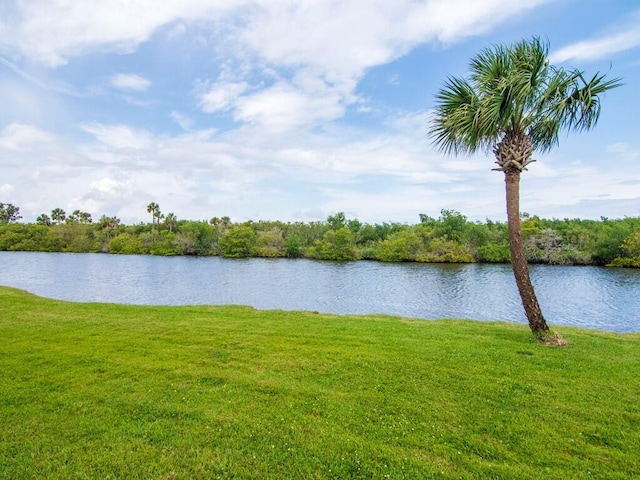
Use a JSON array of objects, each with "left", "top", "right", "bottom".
[{"left": 1, "top": 285, "right": 639, "bottom": 479}]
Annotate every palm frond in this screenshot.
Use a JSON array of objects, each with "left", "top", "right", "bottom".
[
  {"left": 429, "top": 36, "right": 622, "bottom": 158},
  {"left": 429, "top": 76, "right": 486, "bottom": 154}
]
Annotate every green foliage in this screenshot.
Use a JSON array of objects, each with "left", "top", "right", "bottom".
[
  {"left": 219, "top": 225, "right": 257, "bottom": 258},
  {"left": 375, "top": 230, "right": 423, "bottom": 262},
  {"left": 310, "top": 227, "right": 360, "bottom": 261},
  {"left": 50, "top": 208, "right": 66, "bottom": 225},
  {"left": 63, "top": 227, "right": 101, "bottom": 253},
  {"left": 254, "top": 227, "right": 285, "bottom": 257},
  {"left": 435, "top": 209, "right": 469, "bottom": 241},
  {"left": 149, "top": 232, "right": 183, "bottom": 256},
  {"left": 0, "top": 203, "right": 22, "bottom": 223},
  {"left": 418, "top": 237, "right": 475, "bottom": 263},
  {"left": 1, "top": 212, "right": 639, "bottom": 267},
  {"left": 176, "top": 221, "right": 217, "bottom": 255},
  {"left": 592, "top": 218, "right": 637, "bottom": 265},
  {"left": 284, "top": 234, "right": 304, "bottom": 258},
  {"left": 476, "top": 242, "right": 511, "bottom": 263},
  {"left": 326, "top": 211, "right": 347, "bottom": 230},
  {"left": 429, "top": 37, "right": 621, "bottom": 155},
  {"left": 608, "top": 231, "right": 640, "bottom": 267},
  {"left": 108, "top": 233, "right": 147, "bottom": 255},
  {"left": 0, "top": 224, "right": 62, "bottom": 251}
]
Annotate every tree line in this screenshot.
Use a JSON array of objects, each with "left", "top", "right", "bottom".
[{"left": 0, "top": 203, "right": 638, "bottom": 267}]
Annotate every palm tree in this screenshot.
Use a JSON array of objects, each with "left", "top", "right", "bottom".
[
  {"left": 429, "top": 37, "right": 621, "bottom": 340},
  {"left": 79, "top": 211, "right": 93, "bottom": 224},
  {"left": 66, "top": 209, "right": 81, "bottom": 224},
  {"left": 165, "top": 212, "right": 177, "bottom": 232},
  {"left": 51, "top": 208, "right": 66, "bottom": 225},
  {"left": 99, "top": 215, "right": 120, "bottom": 229},
  {"left": 146, "top": 202, "right": 160, "bottom": 226},
  {"left": 36, "top": 213, "right": 52, "bottom": 226}
]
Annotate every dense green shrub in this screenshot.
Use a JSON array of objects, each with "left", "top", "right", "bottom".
[
  {"left": 109, "top": 233, "right": 147, "bottom": 255},
  {"left": 219, "top": 225, "right": 257, "bottom": 258},
  {"left": 375, "top": 230, "right": 422, "bottom": 262},
  {"left": 476, "top": 243, "right": 511, "bottom": 263},
  {"left": 418, "top": 237, "right": 475, "bottom": 263},
  {"left": 254, "top": 227, "right": 285, "bottom": 257},
  {"left": 310, "top": 227, "right": 360, "bottom": 261},
  {"left": 608, "top": 231, "right": 640, "bottom": 267}
]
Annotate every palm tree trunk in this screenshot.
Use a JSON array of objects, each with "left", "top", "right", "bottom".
[{"left": 504, "top": 170, "right": 549, "bottom": 333}]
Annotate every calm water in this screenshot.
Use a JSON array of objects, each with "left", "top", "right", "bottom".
[{"left": 0, "top": 251, "right": 638, "bottom": 332}]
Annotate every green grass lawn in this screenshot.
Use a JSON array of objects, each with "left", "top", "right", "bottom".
[{"left": 1, "top": 286, "right": 639, "bottom": 479}]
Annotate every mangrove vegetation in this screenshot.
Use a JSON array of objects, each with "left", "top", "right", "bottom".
[{"left": 1, "top": 205, "right": 639, "bottom": 267}]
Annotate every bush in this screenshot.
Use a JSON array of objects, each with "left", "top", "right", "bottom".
[
  {"left": 254, "top": 227, "right": 285, "bottom": 257},
  {"left": 476, "top": 243, "right": 510, "bottom": 263},
  {"left": 109, "top": 233, "right": 147, "bottom": 254},
  {"left": 417, "top": 237, "right": 474, "bottom": 263},
  {"left": 310, "top": 227, "right": 360, "bottom": 261},
  {"left": 608, "top": 232, "right": 640, "bottom": 267},
  {"left": 375, "top": 230, "right": 422, "bottom": 262},
  {"left": 219, "top": 225, "right": 257, "bottom": 258}
]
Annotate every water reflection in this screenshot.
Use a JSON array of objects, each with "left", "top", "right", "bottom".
[{"left": 0, "top": 251, "right": 638, "bottom": 332}]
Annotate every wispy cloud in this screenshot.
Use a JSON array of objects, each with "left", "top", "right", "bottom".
[
  {"left": 198, "top": 81, "right": 250, "bottom": 113},
  {"left": 80, "top": 123, "right": 154, "bottom": 150},
  {"left": 170, "top": 111, "right": 194, "bottom": 131},
  {"left": 0, "top": 55, "right": 81, "bottom": 96},
  {"left": 550, "top": 10, "right": 640, "bottom": 62},
  {"left": 0, "top": 1, "right": 241, "bottom": 67},
  {"left": 110, "top": 73, "right": 151, "bottom": 91}
]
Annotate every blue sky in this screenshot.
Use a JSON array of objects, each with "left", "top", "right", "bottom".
[{"left": 1, "top": 0, "right": 638, "bottom": 225}]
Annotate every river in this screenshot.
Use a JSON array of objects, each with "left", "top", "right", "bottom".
[{"left": 0, "top": 251, "right": 638, "bottom": 332}]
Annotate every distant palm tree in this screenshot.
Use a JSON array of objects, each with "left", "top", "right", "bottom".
[
  {"left": 51, "top": 208, "right": 66, "bottom": 225},
  {"left": 99, "top": 215, "right": 120, "bottom": 229},
  {"left": 429, "top": 37, "right": 621, "bottom": 340},
  {"left": 66, "top": 209, "right": 81, "bottom": 224},
  {"left": 36, "top": 213, "right": 52, "bottom": 226},
  {"left": 146, "top": 202, "right": 160, "bottom": 226},
  {"left": 79, "top": 211, "right": 92, "bottom": 224},
  {"left": 165, "top": 212, "right": 177, "bottom": 232}
]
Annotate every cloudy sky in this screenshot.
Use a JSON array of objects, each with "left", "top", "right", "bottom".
[{"left": 1, "top": 0, "right": 638, "bottom": 225}]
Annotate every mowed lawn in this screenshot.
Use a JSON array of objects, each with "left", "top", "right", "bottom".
[{"left": 1, "top": 286, "right": 639, "bottom": 479}]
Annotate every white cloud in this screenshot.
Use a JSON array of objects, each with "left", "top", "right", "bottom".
[
  {"left": 198, "top": 81, "right": 250, "bottom": 113},
  {"left": 0, "top": 122, "right": 56, "bottom": 151},
  {"left": 606, "top": 142, "right": 640, "bottom": 162},
  {"left": 0, "top": 0, "right": 243, "bottom": 67},
  {"left": 550, "top": 11, "right": 640, "bottom": 63},
  {"left": 90, "top": 178, "right": 123, "bottom": 195},
  {"left": 2, "top": 0, "right": 555, "bottom": 136},
  {"left": 110, "top": 73, "right": 151, "bottom": 91},
  {"left": 241, "top": 0, "right": 552, "bottom": 76},
  {"left": 0, "top": 184, "right": 14, "bottom": 196},
  {"left": 418, "top": 0, "right": 555, "bottom": 43},
  {"left": 170, "top": 111, "right": 194, "bottom": 130},
  {"left": 81, "top": 123, "right": 154, "bottom": 150},
  {"left": 233, "top": 82, "right": 345, "bottom": 132}
]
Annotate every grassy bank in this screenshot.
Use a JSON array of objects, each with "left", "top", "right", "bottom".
[{"left": 1, "top": 286, "right": 639, "bottom": 479}]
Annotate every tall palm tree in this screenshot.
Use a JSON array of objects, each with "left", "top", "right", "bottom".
[
  {"left": 165, "top": 212, "right": 177, "bottom": 232},
  {"left": 51, "top": 208, "right": 66, "bottom": 225},
  {"left": 36, "top": 213, "right": 52, "bottom": 226},
  {"left": 429, "top": 37, "right": 621, "bottom": 339},
  {"left": 147, "top": 202, "right": 160, "bottom": 226}
]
